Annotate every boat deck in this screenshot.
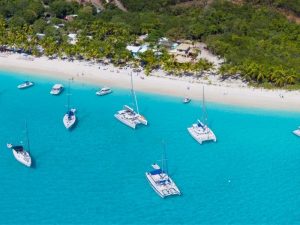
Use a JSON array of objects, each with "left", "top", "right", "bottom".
[
  {"left": 187, "top": 125, "right": 216, "bottom": 144},
  {"left": 146, "top": 169, "right": 180, "bottom": 198}
]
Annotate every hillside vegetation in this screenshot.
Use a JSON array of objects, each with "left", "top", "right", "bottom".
[
  {"left": 115, "top": 0, "right": 300, "bottom": 87},
  {"left": 0, "top": 0, "right": 299, "bottom": 88}
]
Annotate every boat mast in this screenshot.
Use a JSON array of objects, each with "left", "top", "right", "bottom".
[
  {"left": 202, "top": 86, "right": 208, "bottom": 125},
  {"left": 161, "top": 141, "right": 168, "bottom": 176},
  {"left": 67, "top": 79, "right": 71, "bottom": 111},
  {"left": 131, "top": 72, "right": 140, "bottom": 114},
  {"left": 25, "top": 120, "right": 30, "bottom": 152}
]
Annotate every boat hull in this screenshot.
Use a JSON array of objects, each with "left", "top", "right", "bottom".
[
  {"left": 50, "top": 90, "right": 62, "bottom": 95},
  {"left": 96, "top": 90, "right": 112, "bottom": 96},
  {"left": 114, "top": 114, "right": 136, "bottom": 129},
  {"left": 17, "top": 82, "right": 34, "bottom": 89},
  {"left": 63, "top": 114, "right": 76, "bottom": 129},
  {"left": 145, "top": 173, "right": 181, "bottom": 198},
  {"left": 293, "top": 129, "right": 300, "bottom": 136},
  {"left": 137, "top": 115, "right": 148, "bottom": 126},
  {"left": 50, "top": 84, "right": 64, "bottom": 95},
  {"left": 183, "top": 98, "right": 191, "bottom": 104},
  {"left": 12, "top": 149, "right": 31, "bottom": 167},
  {"left": 146, "top": 173, "right": 165, "bottom": 198},
  {"left": 187, "top": 127, "right": 216, "bottom": 144}
]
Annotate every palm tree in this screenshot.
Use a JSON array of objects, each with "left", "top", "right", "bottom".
[{"left": 285, "top": 70, "right": 297, "bottom": 85}]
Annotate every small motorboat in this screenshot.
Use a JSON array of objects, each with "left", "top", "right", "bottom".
[
  {"left": 183, "top": 97, "right": 191, "bottom": 104},
  {"left": 50, "top": 84, "right": 64, "bottom": 95},
  {"left": 17, "top": 81, "right": 34, "bottom": 89},
  {"left": 96, "top": 87, "right": 112, "bottom": 96}
]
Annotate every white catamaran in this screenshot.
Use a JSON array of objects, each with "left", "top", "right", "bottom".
[
  {"left": 114, "top": 73, "right": 147, "bottom": 129},
  {"left": 63, "top": 81, "right": 76, "bottom": 129},
  {"left": 187, "top": 87, "right": 216, "bottom": 144},
  {"left": 146, "top": 144, "right": 181, "bottom": 198},
  {"left": 7, "top": 121, "right": 32, "bottom": 167}
]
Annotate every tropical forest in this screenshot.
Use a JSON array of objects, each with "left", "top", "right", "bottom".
[{"left": 0, "top": 0, "right": 299, "bottom": 88}]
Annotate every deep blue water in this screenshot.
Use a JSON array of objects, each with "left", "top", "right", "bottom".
[{"left": 0, "top": 70, "right": 299, "bottom": 224}]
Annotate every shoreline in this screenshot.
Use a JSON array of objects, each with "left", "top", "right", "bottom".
[{"left": 1, "top": 53, "right": 300, "bottom": 112}]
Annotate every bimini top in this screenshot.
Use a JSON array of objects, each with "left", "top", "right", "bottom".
[
  {"left": 150, "top": 169, "right": 164, "bottom": 175},
  {"left": 13, "top": 146, "right": 24, "bottom": 151},
  {"left": 67, "top": 110, "right": 74, "bottom": 117}
]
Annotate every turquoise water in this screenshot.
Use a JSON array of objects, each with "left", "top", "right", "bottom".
[{"left": 0, "top": 70, "right": 299, "bottom": 224}]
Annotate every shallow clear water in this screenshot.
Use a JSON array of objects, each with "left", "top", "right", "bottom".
[{"left": 0, "top": 70, "right": 299, "bottom": 224}]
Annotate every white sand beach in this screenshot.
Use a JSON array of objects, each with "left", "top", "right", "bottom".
[{"left": 1, "top": 53, "right": 300, "bottom": 112}]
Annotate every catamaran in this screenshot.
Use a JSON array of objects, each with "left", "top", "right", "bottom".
[
  {"left": 50, "top": 84, "right": 64, "bottom": 95},
  {"left": 17, "top": 81, "right": 34, "bottom": 89},
  {"left": 63, "top": 81, "right": 76, "bottom": 129},
  {"left": 96, "top": 87, "right": 112, "bottom": 96},
  {"left": 187, "top": 87, "right": 216, "bottom": 144},
  {"left": 145, "top": 144, "right": 181, "bottom": 198},
  {"left": 293, "top": 127, "right": 300, "bottom": 136},
  {"left": 114, "top": 73, "right": 147, "bottom": 129},
  {"left": 7, "top": 122, "right": 32, "bottom": 167}
]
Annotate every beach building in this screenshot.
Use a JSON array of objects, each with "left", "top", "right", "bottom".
[
  {"left": 169, "top": 41, "right": 196, "bottom": 63},
  {"left": 176, "top": 43, "right": 191, "bottom": 55},
  {"left": 126, "top": 44, "right": 149, "bottom": 58},
  {"left": 166, "top": 40, "right": 220, "bottom": 64},
  {"left": 158, "top": 37, "right": 177, "bottom": 49}
]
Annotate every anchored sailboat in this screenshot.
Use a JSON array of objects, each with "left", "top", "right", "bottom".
[
  {"left": 114, "top": 72, "right": 147, "bottom": 129},
  {"left": 7, "top": 121, "right": 32, "bottom": 167},
  {"left": 183, "top": 86, "right": 191, "bottom": 104},
  {"left": 292, "top": 126, "right": 300, "bottom": 136},
  {"left": 187, "top": 87, "right": 216, "bottom": 144},
  {"left": 63, "top": 80, "right": 77, "bottom": 129}
]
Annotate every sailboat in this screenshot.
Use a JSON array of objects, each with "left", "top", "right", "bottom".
[
  {"left": 292, "top": 127, "right": 300, "bottom": 136},
  {"left": 187, "top": 87, "right": 216, "bottom": 144},
  {"left": 114, "top": 72, "right": 148, "bottom": 129},
  {"left": 183, "top": 86, "right": 191, "bottom": 104},
  {"left": 7, "top": 121, "right": 32, "bottom": 167},
  {"left": 63, "top": 80, "right": 76, "bottom": 129},
  {"left": 145, "top": 142, "right": 181, "bottom": 198}
]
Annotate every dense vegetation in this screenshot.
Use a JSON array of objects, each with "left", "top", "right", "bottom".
[
  {"left": 244, "top": 0, "right": 300, "bottom": 15},
  {"left": 0, "top": 0, "right": 299, "bottom": 88},
  {"left": 110, "top": 0, "right": 300, "bottom": 87}
]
